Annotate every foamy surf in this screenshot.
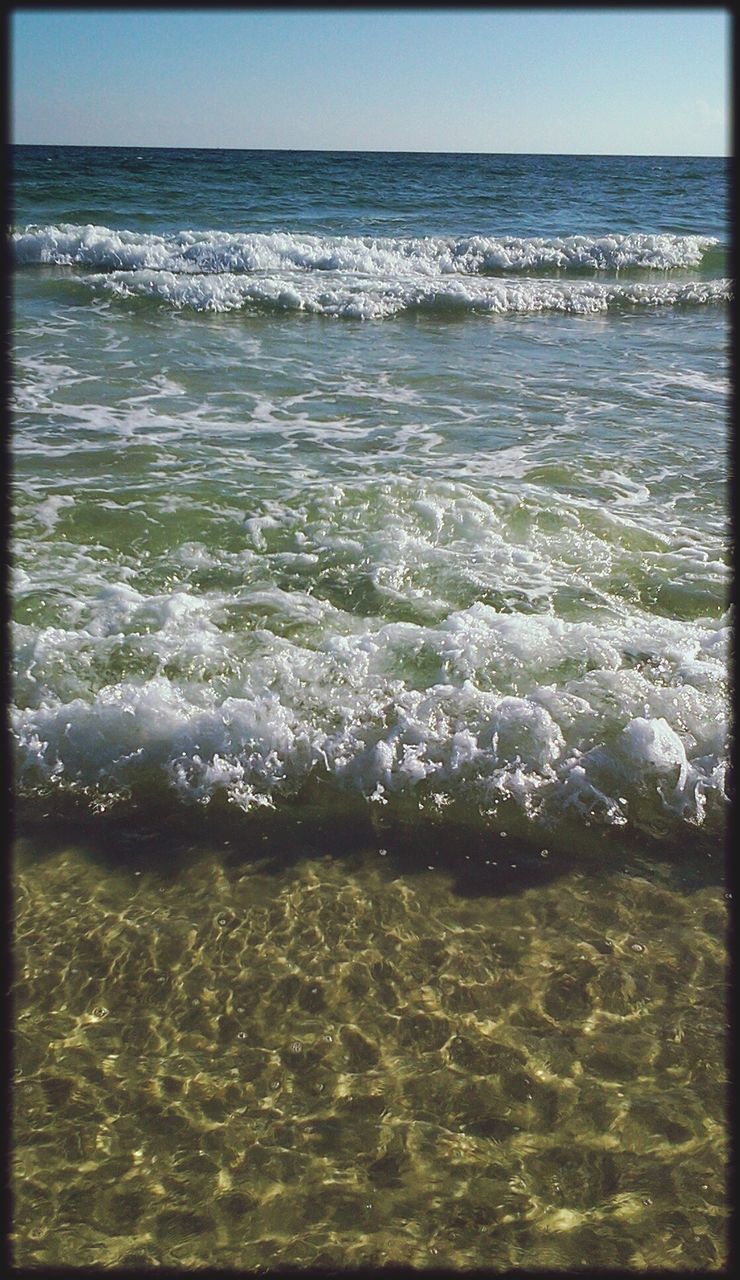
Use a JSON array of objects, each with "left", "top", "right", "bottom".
[
  {"left": 12, "top": 224, "right": 728, "bottom": 317},
  {"left": 11, "top": 152, "right": 729, "bottom": 859},
  {"left": 12, "top": 224, "right": 720, "bottom": 275},
  {"left": 11, "top": 585, "right": 729, "bottom": 845},
  {"left": 87, "top": 269, "right": 731, "bottom": 316}
]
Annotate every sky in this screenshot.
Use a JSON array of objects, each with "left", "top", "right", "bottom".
[{"left": 10, "top": 7, "right": 731, "bottom": 155}]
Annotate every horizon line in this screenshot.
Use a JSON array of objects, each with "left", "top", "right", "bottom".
[{"left": 11, "top": 143, "right": 728, "bottom": 159}]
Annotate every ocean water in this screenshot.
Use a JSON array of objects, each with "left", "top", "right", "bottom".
[{"left": 10, "top": 147, "right": 730, "bottom": 1269}]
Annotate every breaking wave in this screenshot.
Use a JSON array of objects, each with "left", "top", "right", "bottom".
[
  {"left": 90, "top": 270, "right": 731, "bottom": 317},
  {"left": 12, "top": 224, "right": 720, "bottom": 275},
  {"left": 11, "top": 587, "right": 729, "bottom": 847},
  {"left": 12, "top": 224, "right": 729, "bottom": 319}
]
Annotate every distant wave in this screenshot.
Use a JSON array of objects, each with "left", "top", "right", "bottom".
[{"left": 12, "top": 223, "right": 720, "bottom": 276}]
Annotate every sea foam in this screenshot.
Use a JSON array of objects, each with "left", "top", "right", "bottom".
[
  {"left": 90, "top": 270, "right": 731, "bottom": 317},
  {"left": 12, "top": 224, "right": 728, "bottom": 318},
  {"left": 13, "top": 224, "right": 719, "bottom": 275},
  {"left": 11, "top": 584, "right": 729, "bottom": 843}
]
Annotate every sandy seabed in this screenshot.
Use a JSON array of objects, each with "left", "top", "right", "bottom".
[{"left": 11, "top": 816, "right": 729, "bottom": 1270}]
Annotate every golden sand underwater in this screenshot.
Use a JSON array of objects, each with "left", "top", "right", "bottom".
[{"left": 12, "top": 815, "right": 729, "bottom": 1270}]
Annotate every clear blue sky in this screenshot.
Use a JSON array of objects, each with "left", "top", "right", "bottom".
[{"left": 11, "top": 7, "right": 731, "bottom": 155}]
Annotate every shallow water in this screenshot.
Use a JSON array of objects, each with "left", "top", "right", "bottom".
[{"left": 12, "top": 819, "right": 728, "bottom": 1270}]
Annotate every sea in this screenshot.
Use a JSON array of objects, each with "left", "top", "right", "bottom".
[{"left": 9, "top": 147, "right": 731, "bottom": 1269}]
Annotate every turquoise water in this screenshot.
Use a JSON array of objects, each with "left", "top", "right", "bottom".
[{"left": 10, "top": 148, "right": 730, "bottom": 1268}]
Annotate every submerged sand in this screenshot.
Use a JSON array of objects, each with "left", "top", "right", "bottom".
[{"left": 12, "top": 820, "right": 729, "bottom": 1270}]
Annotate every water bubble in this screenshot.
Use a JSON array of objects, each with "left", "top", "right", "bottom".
[
  {"left": 91, "top": 1006, "right": 109, "bottom": 1019},
  {"left": 290, "top": 1041, "right": 303, "bottom": 1055},
  {"left": 631, "top": 943, "right": 645, "bottom": 953},
  {"left": 540, "top": 848, "right": 549, "bottom": 858},
  {"left": 237, "top": 1031, "right": 248, "bottom": 1041},
  {"left": 217, "top": 915, "right": 228, "bottom": 927}
]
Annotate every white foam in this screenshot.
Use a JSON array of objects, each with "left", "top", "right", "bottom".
[
  {"left": 11, "top": 582, "right": 729, "bottom": 839},
  {"left": 34, "top": 494, "right": 76, "bottom": 532},
  {"left": 12, "top": 223, "right": 728, "bottom": 319},
  {"left": 12, "top": 223, "right": 719, "bottom": 276},
  {"left": 85, "top": 268, "right": 731, "bottom": 317}
]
